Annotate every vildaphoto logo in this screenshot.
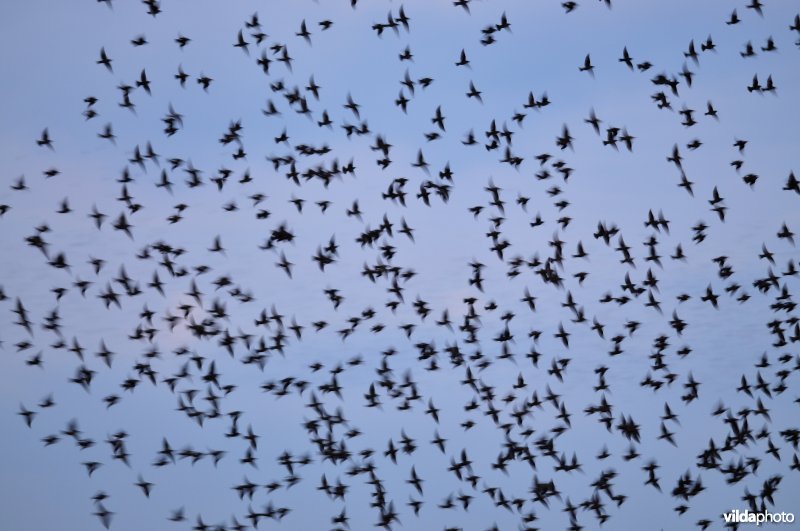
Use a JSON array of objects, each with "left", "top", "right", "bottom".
[{"left": 723, "top": 510, "right": 795, "bottom": 525}]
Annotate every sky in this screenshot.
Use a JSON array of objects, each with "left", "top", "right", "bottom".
[{"left": 1, "top": 0, "right": 800, "bottom": 530}]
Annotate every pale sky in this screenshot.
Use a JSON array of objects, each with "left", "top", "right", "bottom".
[{"left": 1, "top": 1, "right": 800, "bottom": 530}]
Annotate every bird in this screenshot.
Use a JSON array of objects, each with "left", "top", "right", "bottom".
[
  {"left": 36, "top": 128, "right": 53, "bottom": 149},
  {"left": 578, "top": 54, "right": 595, "bottom": 76},
  {"left": 96, "top": 47, "right": 113, "bottom": 71}
]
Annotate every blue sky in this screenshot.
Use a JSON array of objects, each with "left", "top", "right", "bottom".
[{"left": 1, "top": 1, "right": 800, "bottom": 530}]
